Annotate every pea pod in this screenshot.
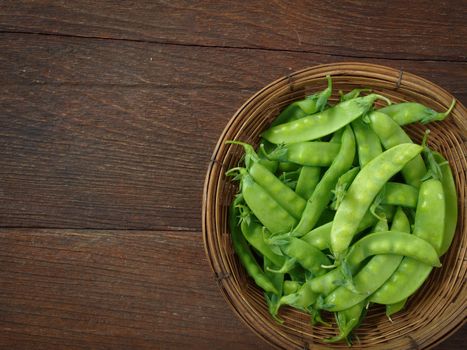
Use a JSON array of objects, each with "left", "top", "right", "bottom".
[
  {"left": 324, "top": 209, "right": 410, "bottom": 312},
  {"left": 293, "top": 126, "right": 356, "bottom": 235},
  {"left": 264, "top": 257, "right": 284, "bottom": 322},
  {"left": 382, "top": 182, "right": 418, "bottom": 208},
  {"left": 262, "top": 94, "right": 390, "bottom": 144},
  {"left": 283, "top": 280, "right": 302, "bottom": 295},
  {"left": 270, "top": 75, "right": 332, "bottom": 127},
  {"left": 239, "top": 210, "right": 285, "bottom": 267},
  {"left": 238, "top": 169, "right": 297, "bottom": 234},
  {"left": 331, "top": 144, "right": 423, "bottom": 258},
  {"left": 378, "top": 99, "right": 456, "bottom": 125},
  {"left": 281, "top": 238, "right": 330, "bottom": 276},
  {"left": 368, "top": 111, "right": 426, "bottom": 188},
  {"left": 352, "top": 117, "right": 382, "bottom": 167},
  {"left": 325, "top": 302, "right": 366, "bottom": 344},
  {"left": 370, "top": 182, "right": 445, "bottom": 305},
  {"left": 434, "top": 152, "right": 458, "bottom": 256},
  {"left": 331, "top": 167, "right": 360, "bottom": 210},
  {"left": 229, "top": 196, "right": 278, "bottom": 294},
  {"left": 295, "top": 166, "right": 321, "bottom": 200},
  {"left": 386, "top": 299, "right": 407, "bottom": 318},
  {"left": 265, "top": 142, "right": 340, "bottom": 167}
]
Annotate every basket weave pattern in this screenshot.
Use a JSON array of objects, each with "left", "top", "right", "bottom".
[{"left": 202, "top": 63, "right": 466, "bottom": 349}]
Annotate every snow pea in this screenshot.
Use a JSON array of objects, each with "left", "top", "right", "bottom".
[
  {"left": 434, "top": 152, "right": 458, "bottom": 256},
  {"left": 283, "top": 280, "right": 302, "bottom": 295},
  {"left": 325, "top": 301, "right": 366, "bottom": 344},
  {"left": 295, "top": 166, "right": 321, "bottom": 200},
  {"left": 346, "top": 232, "right": 441, "bottom": 268},
  {"left": 378, "top": 99, "right": 455, "bottom": 125},
  {"left": 248, "top": 162, "right": 306, "bottom": 220},
  {"left": 281, "top": 238, "right": 330, "bottom": 276},
  {"left": 229, "top": 196, "right": 278, "bottom": 294},
  {"left": 370, "top": 184, "right": 445, "bottom": 305},
  {"left": 331, "top": 144, "right": 423, "bottom": 258},
  {"left": 331, "top": 167, "right": 360, "bottom": 210},
  {"left": 293, "top": 126, "right": 355, "bottom": 235},
  {"left": 382, "top": 182, "right": 418, "bottom": 208},
  {"left": 273, "top": 280, "right": 318, "bottom": 317},
  {"left": 265, "top": 142, "right": 340, "bottom": 167},
  {"left": 262, "top": 94, "right": 390, "bottom": 144},
  {"left": 239, "top": 210, "right": 285, "bottom": 267},
  {"left": 238, "top": 169, "right": 297, "bottom": 234},
  {"left": 264, "top": 257, "right": 284, "bottom": 322},
  {"left": 352, "top": 117, "right": 382, "bottom": 167},
  {"left": 270, "top": 75, "right": 332, "bottom": 127},
  {"left": 324, "top": 209, "right": 410, "bottom": 312},
  {"left": 368, "top": 111, "right": 426, "bottom": 188}
]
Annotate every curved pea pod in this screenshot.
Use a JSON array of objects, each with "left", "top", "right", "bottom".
[
  {"left": 331, "top": 144, "right": 423, "bottom": 258},
  {"left": 240, "top": 214, "right": 285, "bottom": 267},
  {"left": 413, "top": 179, "right": 445, "bottom": 254},
  {"left": 434, "top": 152, "right": 458, "bottom": 256},
  {"left": 368, "top": 111, "right": 426, "bottom": 188},
  {"left": 240, "top": 170, "right": 297, "bottom": 234},
  {"left": 378, "top": 99, "right": 456, "bottom": 125},
  {"left": 352, "top": 117, "right": 383, "bottom": 167},
  {"left": 324, "top": 302, "right": 366, "bottom": 344},
  {"left": 346, "top": 232, "right": 441, "bottom": 268},
  {"left": 324, "top": 209, "right": 410, "bottom": 312},
  {"left": 248, "top": 162, "right": 306, "bottom": 220},
  {"left": 295, "top": 166, "right": 321, "bottom": 200},
  {"left": 267, "top": 142, "right": 341, "bottom": 167},
  {"left": 229, "top": 197, "right": 279, "bottom": 294},
  {"left": 282, "top": 238, "right": 330, "bottom": 276},
  {"left": 370, "top": 185, "right": 445, "bottom": 305},
  {"left": 273, "top": 280, "right": 318, "bottom": 317},
  {"left": 270, "top": 75, "right": 332, "bottom": 127},
  {"left": 381, "top": 182, "right": 418, "bottom": 208},
  {"left": 262, "top": 94, "right": 390, "bottom": 144},
  {"left": 293, "top": 126, "right": 356, "bottom": 235}
]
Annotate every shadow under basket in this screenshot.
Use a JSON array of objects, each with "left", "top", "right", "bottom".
[{"left": 202, "top": 62, "right": 466, "bottom": 349}]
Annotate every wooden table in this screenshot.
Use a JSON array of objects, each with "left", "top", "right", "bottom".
[{"left": 0, "top": 2, "right": 465, "bottom": 349}]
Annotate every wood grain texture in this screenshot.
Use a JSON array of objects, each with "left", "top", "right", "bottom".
[
  {"left": 0, "top": 1, "right": 466, "bottom": 61},
  {"left": 0, "top": 228, "right": 463, "bottom": 350},
  {"left": 0, "top": 33, "right": 465, "bottom": 230},
  {"left": 0, "top": 228, "right": 270, "bottom": 350}
]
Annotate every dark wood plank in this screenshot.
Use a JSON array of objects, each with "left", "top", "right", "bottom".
[
  {"left": 0, "top": 228, "right": 270, "bottom": 350},
  {"left": 0, "top": 228, "right": 463, "bottom": 349},
  {"left": 0, "top": 1, "right": 466, "bottom": 61},
  {"left": 0, "top": 33, "right": 465, "bottom": 230}
]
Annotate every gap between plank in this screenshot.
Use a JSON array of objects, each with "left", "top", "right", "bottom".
[{"left": 0, "top": 29, "right": 466, "bottom": 64}]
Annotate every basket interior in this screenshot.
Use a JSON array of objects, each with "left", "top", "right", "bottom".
[{"left": 203, "top": 63, "right": 466, "bottom": 350}]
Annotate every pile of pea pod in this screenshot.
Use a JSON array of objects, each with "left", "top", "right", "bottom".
[{"left": 226, "top": 76, "right": 458, "bottom": 344}]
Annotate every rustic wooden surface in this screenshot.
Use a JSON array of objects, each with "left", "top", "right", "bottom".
[{"left": 0, "top": 1, "right": 465, "bottom": 349}]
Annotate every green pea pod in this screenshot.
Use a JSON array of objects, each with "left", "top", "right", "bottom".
[
  {"left": 324, "top": 209, "right": 410, "bottom": 312},
  {"left": 370, "top": 184, "right": 445, "bottom": 305},
  {"left": 324, "top": 302, "right": 366, "bottom": 344},
  {"left": 295, "top": 166, "right": 321, "bottom": 200},
  {"left": 339, "top": 88, "right": 372, "bottom": 102},
  {"left": 270, "top": 75, "right": 332, "bottom": 127},
  {"left": 434, "top": 152, "right": 458, "bottom": 256},
  {"left": 331, "top": 144, "right": 423, "bottom": 258},
  {"left": 382, "top": 182, "right": 418, "bottom": 208},
  {"left": 368, "top": 111, "right": 426, "bottom": 188},
  {"left": 293, "top": 126, "right": 356, "bottom": 235},
  {"left": 273, "top": 279, "right": 318, "bottom": 317},
  {"left": 265, "top": 142, "right": 340, "bottom": 167},
  {"left": 352, "top": 117, "right": 383, "bottom": 167},
  {"left": 331, "top": 167, "right": 360, "bottom": 210},
  {"left": 264, "top": 257, "right": 284, "bottom": 322},
  {"left": 262, "top": 94, "right": 391, "bottom": 144},
  {"left": 282, "top": 238, "right": 330, "bottom": 276},
  {"left": 239, "top": 210, "right": 285, "bottom": 267},
  {"left": 239, "top": 169, "right": 297, "bottom": 234},
  {"left": 346, "top": 232, "right": 441, "bottom": 268},
  {"left": 378, "top": 99, "right": 456, "bottom": 125},
  {"left": 386, "top": 299, "right": 407, "bottom": 318},
  {"left": 229, "top": 196, "right": 278, "bottom": 294}
]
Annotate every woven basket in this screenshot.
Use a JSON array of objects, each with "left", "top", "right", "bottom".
[{"left": 202, "top": 62, "right": 466, "bottom": 349}]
